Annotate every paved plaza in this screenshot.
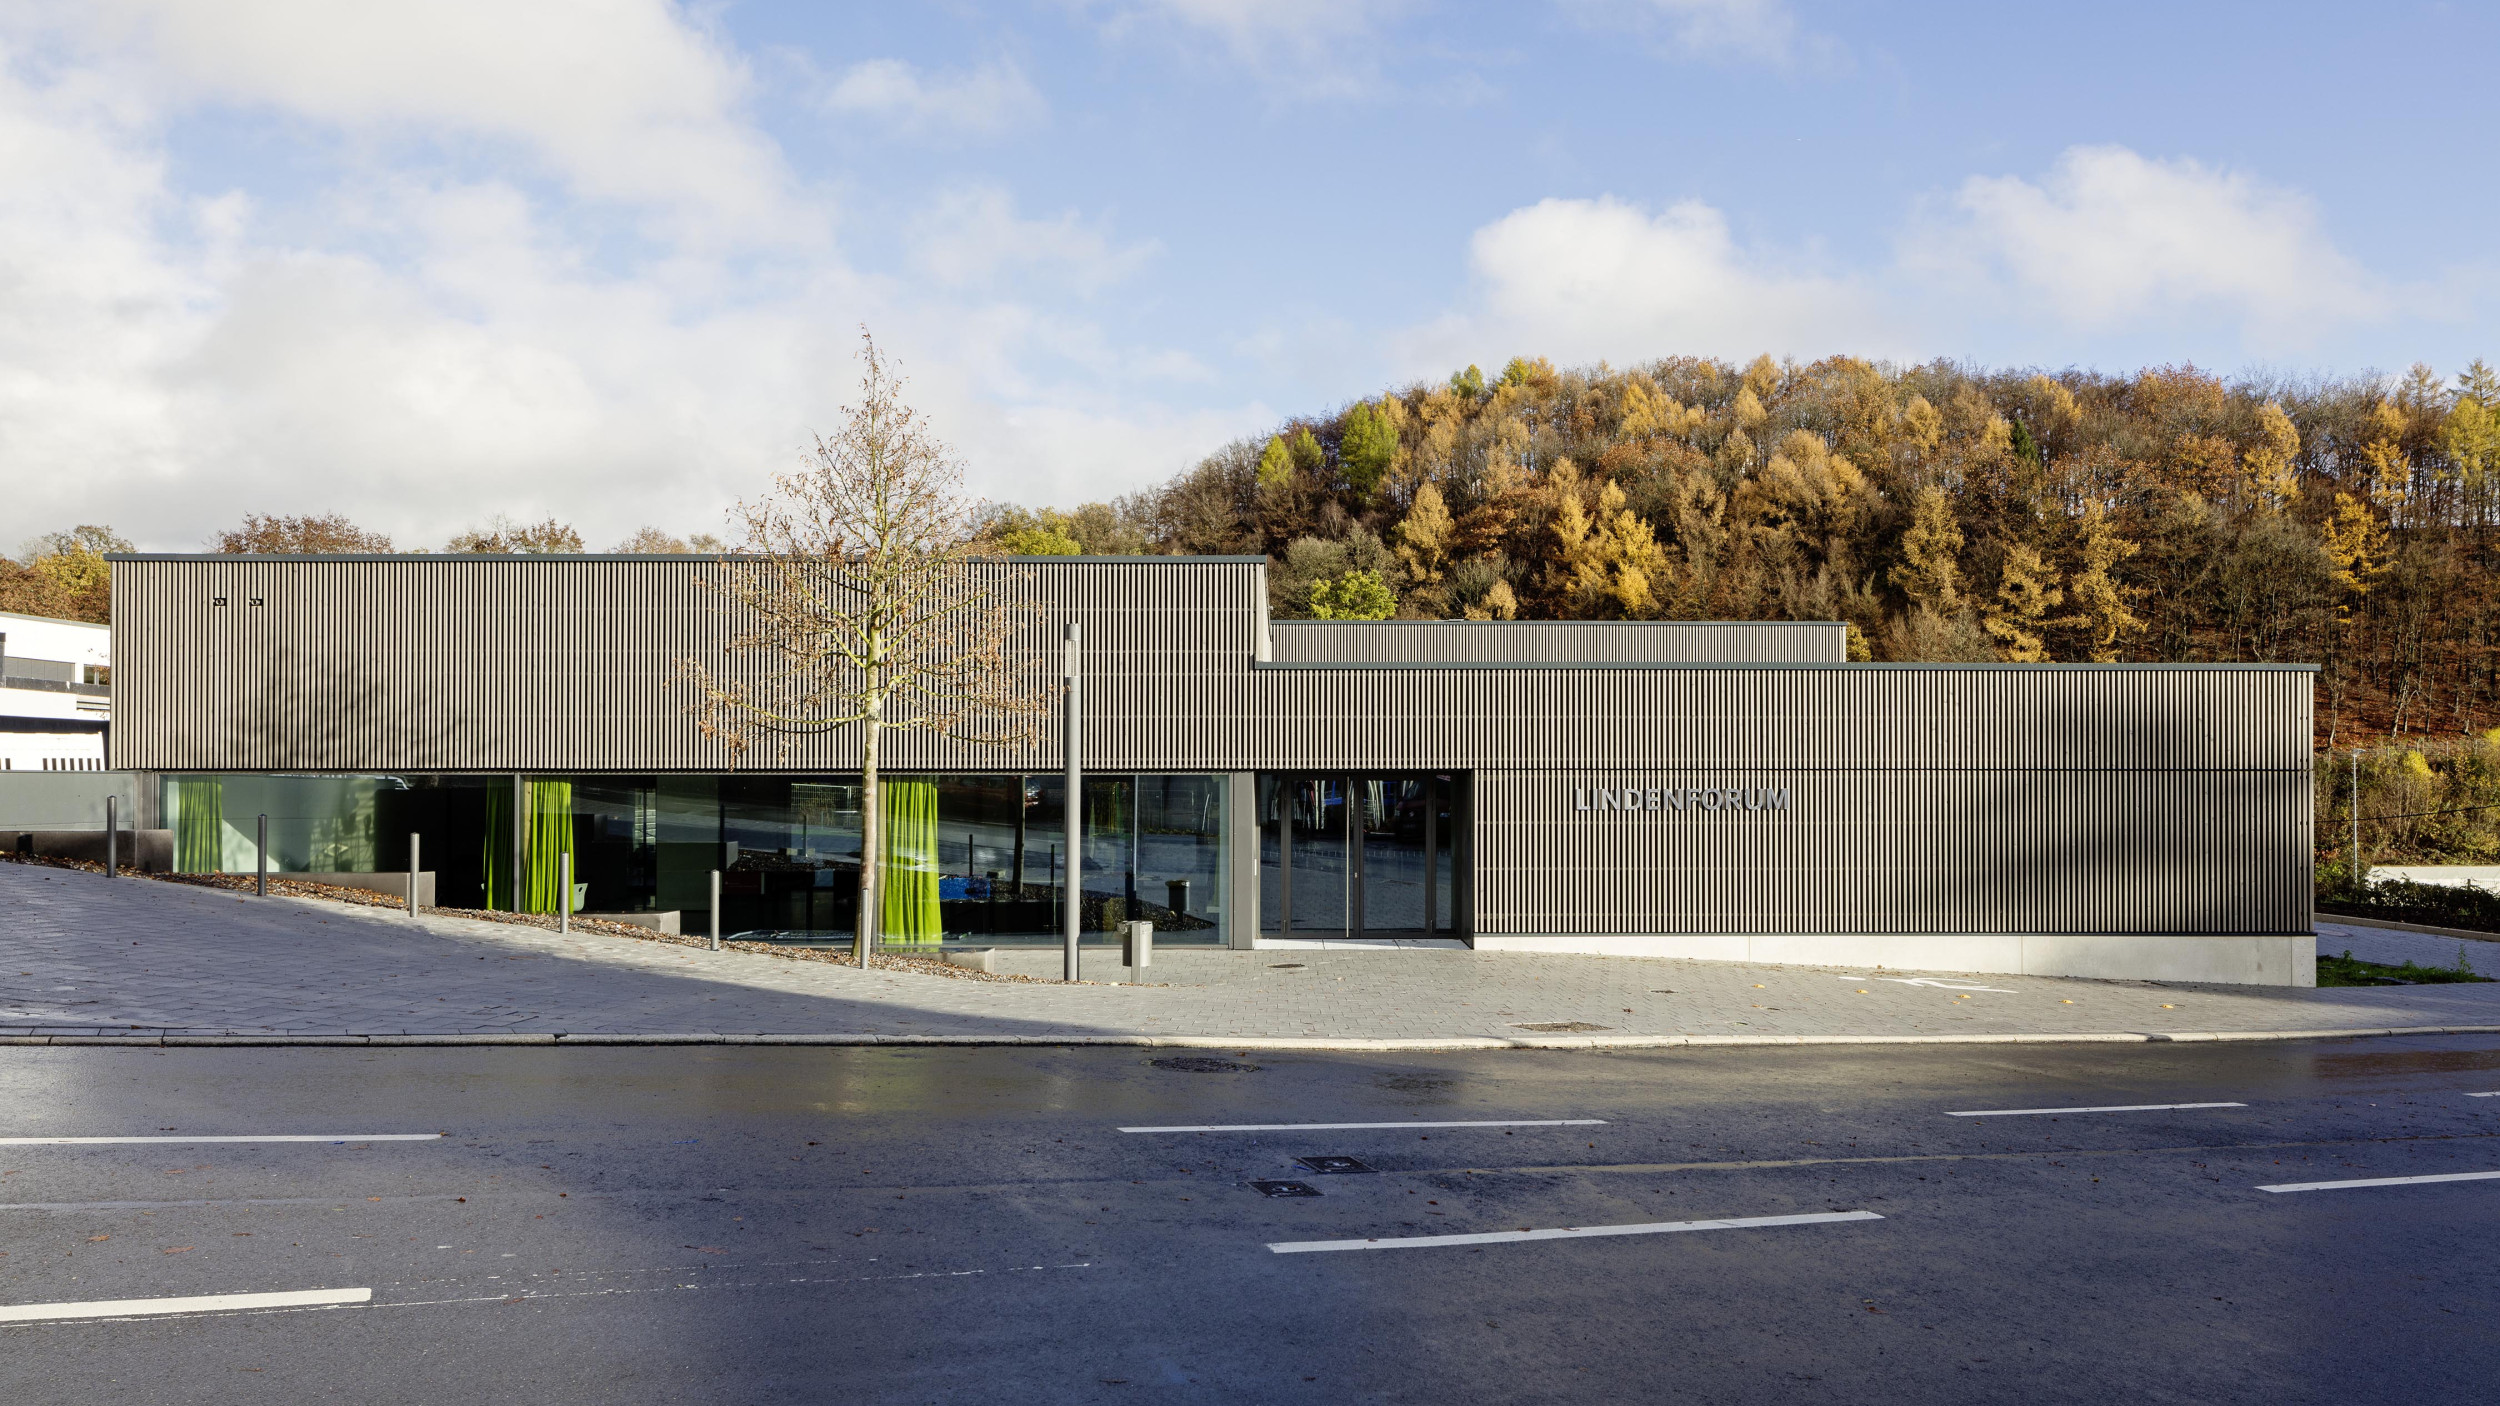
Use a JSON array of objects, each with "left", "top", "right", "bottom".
[{"left": 5, "top": 860, "right": 2499, "bottom": 1046}]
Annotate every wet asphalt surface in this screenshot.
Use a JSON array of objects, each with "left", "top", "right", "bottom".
[{"left": 1, "top": 1037, "right": 2497, "bottom": 1404}]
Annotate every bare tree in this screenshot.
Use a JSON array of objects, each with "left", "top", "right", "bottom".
[
  {"left": 214, "top": 513, "right": 393, "bottom": 554},
  {"left": 681, "top": 331, "right": 1049, "bottom": 967}
]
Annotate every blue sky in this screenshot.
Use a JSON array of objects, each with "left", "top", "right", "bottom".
[{"left": 4, "top": 1, "right": 2493, "bottom": 550}]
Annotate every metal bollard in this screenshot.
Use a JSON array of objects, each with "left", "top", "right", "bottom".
[
  {"left": 709, "top": 870, "right": 721, "bottom": 951},
  {"left": 255, "top": 814, "right": 268, "bottom": 897},
  {"left": 1124, "top": 919, "right": 1153, "bottom": 971},
  {"left": 407, "top": 832, "right": 421, "bottom": 916},
  {"left": 104, "top": 795, "right": 117, "bottom": 878},
  {"left": 559, "top": 852, "right": 572, "bottom": 933}
]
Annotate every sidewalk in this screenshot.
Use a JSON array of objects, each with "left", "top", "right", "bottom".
[{"left": 6, "top": 861, "right": 2500, "bottom": 1049}]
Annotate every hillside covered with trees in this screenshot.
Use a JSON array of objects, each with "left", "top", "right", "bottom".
[{"left": 990, "top": 354, "right": 2500, "bottom": 752}]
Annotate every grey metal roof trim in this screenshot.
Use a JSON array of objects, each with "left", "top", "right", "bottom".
[
  {"left": 103, "top": 552, "right": 1270, "bottom": 564},
  {"left": 1249, "top": 659, "right": 2321, "bottom": 673}
]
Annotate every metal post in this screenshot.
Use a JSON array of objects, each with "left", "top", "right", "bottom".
[
  {"left": 104, "top": 794, "right": 117, "bottom": 878},
  {"left": 255, "top": 813, "right": 268, "bottom": 897},
  {"left": 408, "top": 832, "right": 421, "bottom": 916},
  {"left": 559, "top": 852, "right": 571, "bottom": 933},
  {"left": 710, "top": 869, "right": 721, "bottom": 951},
  {"left": 1063, "top": 621, "right": 1082, "bottom": 982},
  {"left": 2351, "top": 749, "right": 2362, "bottom": 887}
]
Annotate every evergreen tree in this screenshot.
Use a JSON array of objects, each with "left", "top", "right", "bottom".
[
  {"left": 1888, "top": 485, "right": 1966, "bottom": 615},
  {"left": 1982, "top": 543, "right": 2064, "bottom": 662},
  {"left": 1256, "top": 435, "right": 1293, "bottom": 489},
  {"left": 1339, "top": 401, "right": 1399, "bottom": 497},
  {"left": 2062, "top": 502, "right": 2143, "bottom": 662}
]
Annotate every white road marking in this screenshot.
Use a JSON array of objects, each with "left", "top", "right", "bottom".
[
  {"left": 1945, "top": 1103, "right": 2246, "bottom": 1118},
  {"left": 1118, "top": 1119, "right": 1608, "bottom": 1134},
  {"left": 2465, "top": 1092, "right": 2500, "bottom": 1098},
  {"left": 0, "top": 1134, "right": 447, "bottom": 1146},
  {"left": 0, "top": 1287, "right": 371, "bottom": 1323},
  {"left": 1846, "top": 976, "right": 2017, "bottom": 992},
  {"left": 2257, "top": 1170, "right": 2500, "bottom": 1194},
  {"left": 1267, "top": 1210, "right": 1880, "bottom": 1254}
]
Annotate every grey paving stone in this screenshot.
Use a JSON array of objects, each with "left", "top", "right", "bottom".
[{"left": 6, "top": 860, "right": 2500, "bottom": 1044}]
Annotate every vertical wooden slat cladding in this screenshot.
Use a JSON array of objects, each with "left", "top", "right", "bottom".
[
  {"left": 1269, "top": 620, "right": 1847, "bottom": 664},
  {"left": 109, "top": 554, "right": 2312, "bottom": 937},
  {"left": 112, "top": 554, "right": 2310, "bottom": 775}
]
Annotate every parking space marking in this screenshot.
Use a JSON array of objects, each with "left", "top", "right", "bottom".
[
  {"left": 0, "top": 1287, "right": 372, "bottom": 1323},
  {"left": 2257, "top": 1170, "right": 2500, "bottom": 1194},
  {"left": 0, "top": 1134, "right": 448, "bottom": 1146},
  {"left": 1267, "top": 1210, "right": 1880, "bottom": 1254},
  {"left": 1120, "top": 1119, "right": 1606, "bottom": 1133},
  {"left": 1945, "top": 1103, "right": 2246, "bottom": 1118}
]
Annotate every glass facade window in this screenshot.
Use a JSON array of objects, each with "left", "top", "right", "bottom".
[
  {"left": 163, "top": 773, "right": 404, "bottom": 874},
  {"left": 1259, "top": 773, "right": 1466, "bottom": 939},
  {"left": 235, "top": 771, "right": 1242, "bottom": 947}
]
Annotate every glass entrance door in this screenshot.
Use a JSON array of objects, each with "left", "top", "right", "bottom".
[{"left": 1261, "top": 773, "right": 1465, "bottom": 939}]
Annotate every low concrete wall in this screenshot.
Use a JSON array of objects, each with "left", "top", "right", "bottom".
[
  {"left": 9, "top": 829, "right": 174, "bottom": 873},
  {"left": 1471, "top": 931, "right": 2320, "bottom": 987},
  {"left": 2372, "top": 865, "right": 2500, "bottom": 896},
  {"left": 293, "top": 871, "right": 435, "bottom": 908},
  {"left": 0, "top": 772, "right": 156, "bottom": 829},
  {"left": 584, "top": 910, "right": 679, "bottom": 934}
]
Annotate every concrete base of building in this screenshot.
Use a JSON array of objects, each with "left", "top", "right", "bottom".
[
  {"left": 295, "top": 871, "right": 436, "bottom": 909},
  {"left": 1470, "top": 931, "right": 2320, "bottom": 988},
  {"left": 583, "top": 909, "right": 679, "bottom": 934},
  {"left": 10, "top": 829, "right": 173, "bottom": 873}
]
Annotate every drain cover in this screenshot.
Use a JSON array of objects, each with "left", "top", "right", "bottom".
[
  {"left": 1512, "top": 1021, "right": 1613, "bottom": 1033},
  {"left": 1150, "top": 1056, "right": 1260, "bottom": 1073},
  {"left": 1294, "top": 1155, "right": 1375, "bottom": 1175},
  {"left": 1269, "top": 963, "right": 1305, "bottom": 969},
  {"left": 1252, "top": 1179, "right": 1322, "bottom": 1197}
]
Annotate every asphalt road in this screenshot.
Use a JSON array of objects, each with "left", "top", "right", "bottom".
[{"left": 2, "top": 1037, "right": 2497, "bottom": 1404}]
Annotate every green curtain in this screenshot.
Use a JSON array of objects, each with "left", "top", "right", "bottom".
[
  {"left": 173, "top": 775, "right": 222, "bottom": 872},
  {"left": 483, "top": 786, "right": 512, "bottom": 910},
  {"left": 484, "top": 780, "right": 578, "bottom": 913},
  {"left": 879, "top": 779, "right": 942, "bottom": 944}
]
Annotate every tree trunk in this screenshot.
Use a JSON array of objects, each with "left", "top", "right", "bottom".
[{"left": 857, "top": 716, "right": 881, "bottom": 970}]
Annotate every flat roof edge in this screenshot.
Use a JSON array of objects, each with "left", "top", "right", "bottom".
[
  {"left": 1251, "top": 660, "right": 2321, "bottom": 673},
  {"left": 105, "top": 553, "right": 1270, "bottom": 564}
]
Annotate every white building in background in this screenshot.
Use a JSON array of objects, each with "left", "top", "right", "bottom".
[{"left": 0, "top": 610, "right": 110, "bottom": 771}]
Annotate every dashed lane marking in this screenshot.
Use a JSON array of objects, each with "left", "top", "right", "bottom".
[
  {"left": 0, "top": 1134, "right": 447, "bottom": 1146},
  {"left": 0, "top": 1288, "right": 372, "bottom": 1323},
  {"left": 1118, "top": 1119, "right": 1607, "bottom": 1134},
  {"left": 1945, "top": 1103, "right": 2246, "bottom": 1118},
  {"left": 2257, "top": 1170, "right": 2500, "bottom": 1194},
  {"left": 1267, "top": 1210, "right": 1881, "bottom": 1254}
]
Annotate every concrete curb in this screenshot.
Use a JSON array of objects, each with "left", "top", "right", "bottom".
[
  {"left": 5, "top": 1026, "right": 2500, "bottom": 1051},
  {"left": 2318, "top": 915, "right": 2500, "bottom": 944}
]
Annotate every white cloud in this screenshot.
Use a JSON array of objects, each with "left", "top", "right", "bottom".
[
  {"left": 1410, "top": 145, "right": 2419, "bottom": 373},
  {"left": 0, "top": 14, "right": 1238, "bottom": 552},
  {"left": 1917, "top": 145, "right": 2390, "bottom": 345},
  {"left": 1404, "top": 194, "right": 1895, "bottom": 372},
  {"left": 69, "top": 0, "right": 796, "bottom": 236},
  {"left": 909, "top": 185, "right": 1159, "bottom": 295},
  {"left": 821, "top": 58, "right": 1045, "bottom": 139}
]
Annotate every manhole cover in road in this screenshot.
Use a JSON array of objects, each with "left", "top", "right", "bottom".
[
  {"left": 1150, "top": 1056, "right": 1261, "bottom": 1073},
  {"left": 1252, "top": 1180, "right": 1322, "bottom": 1198},
  {"left": 1294, "top": 1155, "right": 1375, "bottom": 1176},
  {"left": 1512, "top": 1021, "right": 1613, "bottom": 1033}
]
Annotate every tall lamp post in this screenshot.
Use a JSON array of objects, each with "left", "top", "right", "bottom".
[{"left": 1063, "top": 620, "right": 1082, "bottom": 983}]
